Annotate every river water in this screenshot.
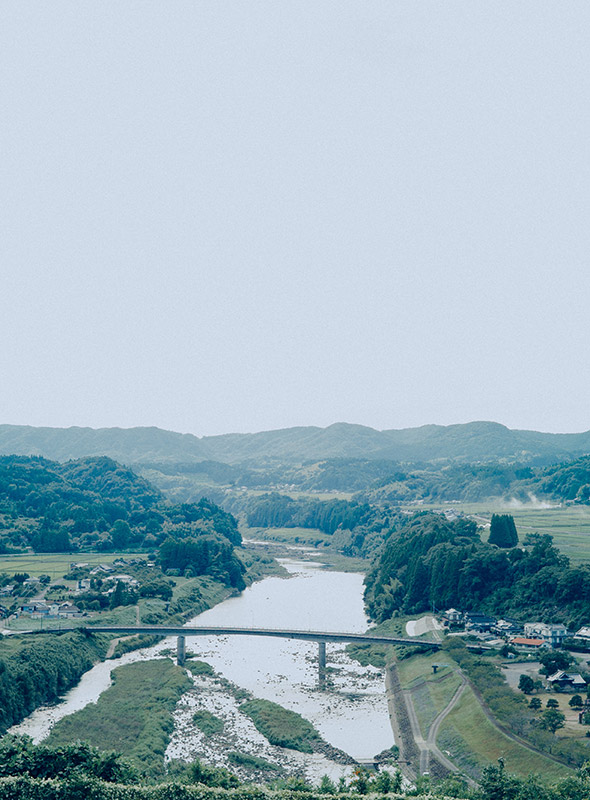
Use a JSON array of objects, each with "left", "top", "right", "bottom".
[{"left": 10, "top": 557, "right": 393, "bottom": 781}]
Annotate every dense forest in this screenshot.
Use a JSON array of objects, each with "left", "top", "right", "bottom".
[
  {"left": 364, "top": 512, "right": 590, "bottom": 627},
  {"left": 230, "top": 492, "right": 397, "bottom": 558},
  {"left": 0, "top": 630, "right": 108, "bottom": 734},
  {"left": 0, "top": 455, "right": 245, "bottom": 588}
]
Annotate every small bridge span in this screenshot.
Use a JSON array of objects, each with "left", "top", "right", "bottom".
[{"left": 41, "top": 625, "right": 440, "bottom": 687}]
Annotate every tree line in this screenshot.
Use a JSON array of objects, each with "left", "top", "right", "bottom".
[{"left": 364, "top": 512, "right": 590, "bottom": 628}]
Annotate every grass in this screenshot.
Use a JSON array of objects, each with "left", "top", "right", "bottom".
[
  {"left": 396, "top": 650, "right": 455, "bottom": 690},
  {"left": 227, "top": 751, "right": 282, "bottom": 773},
  {"left": 411, "top": 502, "right": 590, "bottom": 563},
  {"left": 193, "top": 709, "right": 224, "bottom": 735},
  {"left": 185, "top": 659, "right": 215, "bottom": 677},
  {"left": 437, "top": 684, "right": 572, "bottom": 782},
  {"left": 45, "top": 658, "right": 192, "bottom": 777},
  {"left": 412, "top": 671, "right": 463, "bottom": 738},
  {"left": 240, "top": 698, "right": 322, "bottom": 754},
  {"left": 244, "top": 526, "right": 333, "bottom": 547},
  {"left": 0, "top": 552, "right": 146, "bottom": 581}
]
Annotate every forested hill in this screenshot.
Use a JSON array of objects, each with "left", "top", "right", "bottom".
[
  {"left": 0, "top": 455, "right": 244, "bottom": 587},
  {"left": 2, "top": 420, "right": 590, "bottom": 465},
  {"left": 364, "top": 512, "right": 590, "bottom": 627}
]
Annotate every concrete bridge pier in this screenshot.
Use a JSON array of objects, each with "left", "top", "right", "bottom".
[
  {"left": 177, "top": 635, "right": 186, "bottom": 666},
  {"left": 318, "top": 641, "right": 326, "bottom": 688}
]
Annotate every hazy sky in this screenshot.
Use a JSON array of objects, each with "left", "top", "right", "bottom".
[{"left": 1, "top": 2, "right": 589, "bottom": 436}]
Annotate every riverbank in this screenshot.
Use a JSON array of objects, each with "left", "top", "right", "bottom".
[{"left": 8, "top": 556, "right": 394, "bottom": 785}]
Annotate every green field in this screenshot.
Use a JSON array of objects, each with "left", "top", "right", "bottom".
[
  {"left": 0, "top": 552, "right": 147, "bottom": 580},
  {"left": 244, "top": 525, "right": 333, "bottom": 547},
  {"left": 411, "top": 503, "right": 590, "bottom": 563},
  {"left": 437, "top": 684, "right": 571, "bottom": 782}
]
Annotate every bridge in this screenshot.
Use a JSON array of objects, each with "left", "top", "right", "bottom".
[{"left": 45, "top": 625, "right": 440, "bottom": 687}]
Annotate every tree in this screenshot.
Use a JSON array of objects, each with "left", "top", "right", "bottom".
[
  {"left": 111, "top": 520, "right": 132, "bottom": 550},
  {"left": 488, "top": 514, "right": 518, "bottom": 548},
  {"left": 318, "top": 775, "right": 336, "bottom": 794},
  {"left": 546, "top": 698, "right": 559, "bottom": 709},
  {"left": 529, "top": 697, "right": 542, "bottom": 710},
  {"left": 540, "top": 708, "right": 566, "bottom": 733},
  {"left": 539, "top": 649, "right": 574, "bottom": 676},
  {"left": 109, "top": 580, "right": 126, "bottom": 610},
  {"left": 349, "top": 768, "right": 370, "bottom": 794},
  {"left": 518, "top": 674, "right": 535, "bottom": 694},
  {"left": 570, "top": 694, "right": 584, "bottom": 708}
]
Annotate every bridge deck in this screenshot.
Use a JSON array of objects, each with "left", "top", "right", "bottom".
[{"left": 39, "top": 624, "right": 440, "bottom": 649}]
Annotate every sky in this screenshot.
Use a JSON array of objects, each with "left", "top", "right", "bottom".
[{"left": 1, "top": 2, "right": 589, "bottom": 437}]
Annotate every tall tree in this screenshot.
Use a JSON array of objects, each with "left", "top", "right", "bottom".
[{"left": 488, "top": 514, "right": 518, "bottom": 548}]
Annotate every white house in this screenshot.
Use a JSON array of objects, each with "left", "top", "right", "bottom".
[{"left": 523, "top": 622, "right": 567, "bottom": 647}]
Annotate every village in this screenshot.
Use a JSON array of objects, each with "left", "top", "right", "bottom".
[
  {"left": 0, "top": 557, "right": 165, "bottom": 626},
  {"left": 441, "top": 608, "right": 590, "bottom": 710}
]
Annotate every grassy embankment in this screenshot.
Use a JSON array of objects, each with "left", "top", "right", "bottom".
[
  {"left": 0, "top": 629, "right": 109, "bottom": 734},
  {"left": 347, "top": 616, "right": 573, "bottom": 782},
  {"left": 45, "top": 659, "right": 191, "bottom": 777},
  {"left": 397, "top": 647, "right": 571, "bottom": 782}
]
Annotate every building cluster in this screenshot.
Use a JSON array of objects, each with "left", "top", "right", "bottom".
[
  {"left": 442, "top": 609, "right": 589, "bottom": 693},
  {"left": 442, "top": 608, "right": 589, "bottom": 651},
  {"left": 1, "top": 558, "right": 147, "bottom": 623}
]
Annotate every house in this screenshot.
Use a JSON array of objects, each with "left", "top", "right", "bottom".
[
  {"left": 465, "top": 613, "right": 496, "bottom": 632},
  {"left": 443, "top": 608, "right": 463, "bottom": 624},
  {"left": 524, "top": 623, "right": 567, "bottom": 647},
  {"left": 23, "top": 577, "right": 41, "bottom": 587},
  {"left": 57, "top": 603, "right": 81, "bottom": 617},
  {"left": 19, "top": 602, "right": 50, "bottom": 616},
  {"left": 0, "top": 585, "right": 14, "bottom": 597},
  {"left": 509, "top": 637, "right": 548, "bottom": 652},
  {"left": 574, "top": 626, "right": 590, "bottom": 642},
  {"left": 494, "top": 619, "right": 521, "bottom": 636},
  {"left": 90, "top": 565, "right": 113, "bottom": 575},
  {"left": 547, "top": 670, "right": 587, "bottom": 692},
  {"left": 110, "top": 574, "right": 140, "bottom": 589},
  {"left": 76, "top": 578, "right": 91, "bottom": 593},
  {"left": 30, "top": 603, "right": 52, "bottom": 618}
]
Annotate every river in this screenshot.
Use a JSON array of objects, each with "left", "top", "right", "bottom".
[{"left": 10, "top": 555, "right": 394, "bottom": 782}]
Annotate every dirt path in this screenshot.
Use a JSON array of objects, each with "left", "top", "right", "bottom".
[
  {"left": 403, "top": 670, "right": 471, "bottom": 780},
  {"left": 105, "top": 635, "right": 134, "bottom": 658}
]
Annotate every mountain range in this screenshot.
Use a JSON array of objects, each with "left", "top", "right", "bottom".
[{"left": 1, "top": 421, "right": 590, "bottom": 466}]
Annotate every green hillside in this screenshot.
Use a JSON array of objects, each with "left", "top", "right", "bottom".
[
  {"left": 2, "top": 420, "right": 590, "bottom": 466},
  {"left": 0, "top": 455, "right": 244, "bottom": 587}
]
